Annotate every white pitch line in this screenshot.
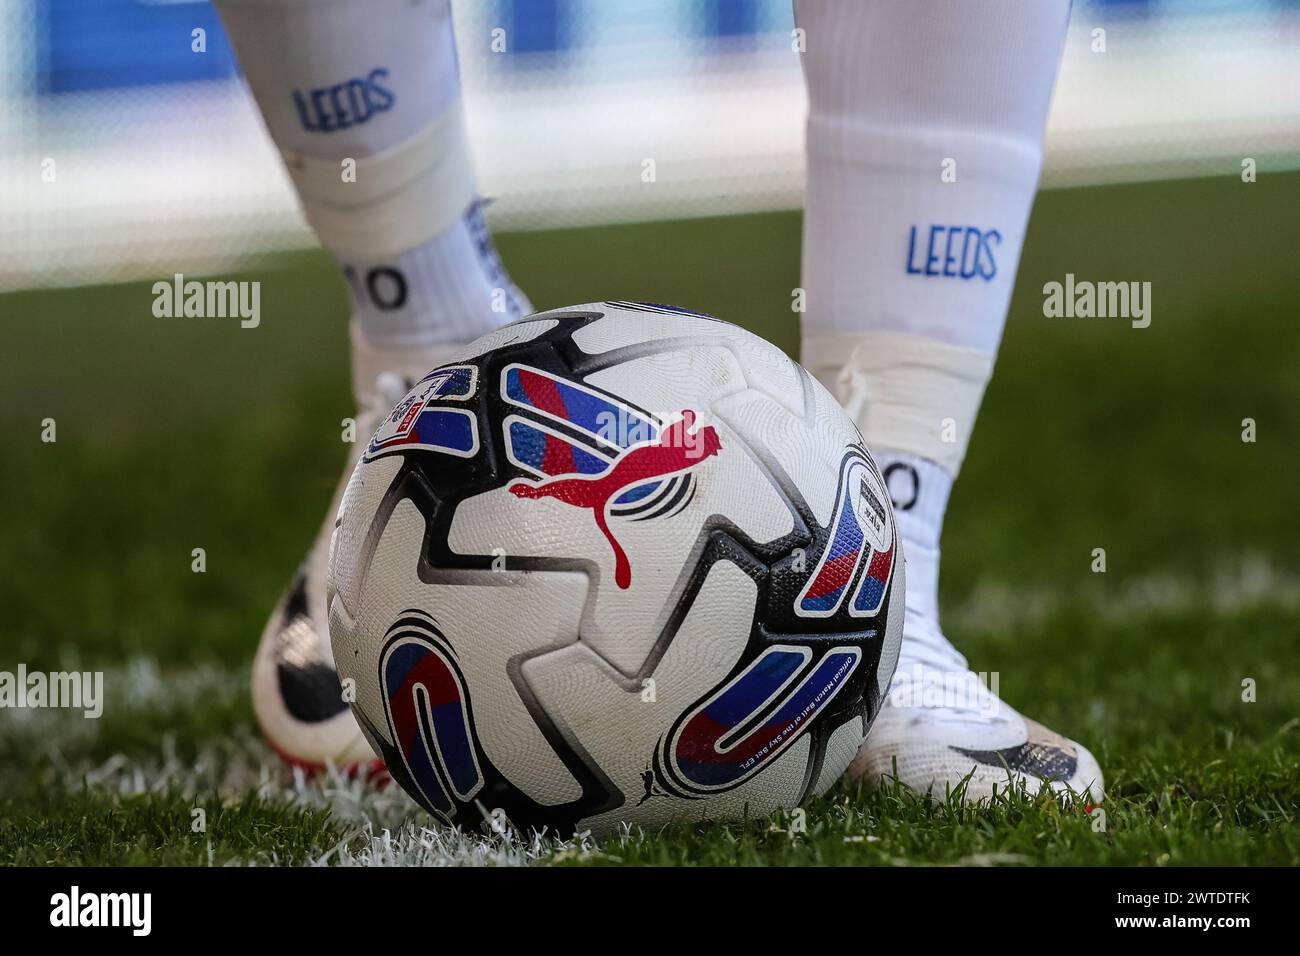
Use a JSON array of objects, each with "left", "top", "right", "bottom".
[{"left": 950, "top": 552, "right": 1300, "bottom": 635}]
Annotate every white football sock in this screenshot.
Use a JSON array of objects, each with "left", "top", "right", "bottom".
[
  {"left": 340, "top": 201, "right": 529, "bottom": 350},
  {"left": 873, "top": 448, "right": 956, "bottom": 663},
  {"left": 795, "top": 0, "right": 1071, "bottom": 636},
  {"left": 214, "top": 0, "right": 527, "bottom": 362}
]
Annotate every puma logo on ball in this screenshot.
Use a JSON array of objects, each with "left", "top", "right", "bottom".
[{"left": 509, "top": 410, "right": 722, "bottom": 589}]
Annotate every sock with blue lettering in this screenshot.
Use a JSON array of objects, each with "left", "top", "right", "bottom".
[
  {"left": 214, "top": 0, "right": 528, "bottom": 378},
  {"left": 794, "top": 0, "right": 1071, "bottom": 633}
]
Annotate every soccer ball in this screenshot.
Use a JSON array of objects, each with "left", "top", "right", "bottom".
[{"left": 327, "top": 302, "right": 903, "bottom": 834}]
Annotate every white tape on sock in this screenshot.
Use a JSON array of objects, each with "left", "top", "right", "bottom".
[
  {"left": 803, "top": 331, "right": 994, "bottom": 475},
  {"left": 283, "top": 100, "right": 476, "bottom": 261}
]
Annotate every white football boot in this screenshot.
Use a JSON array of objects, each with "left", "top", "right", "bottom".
[
  {"left": 252, "top": 325, "right": 459, "bottom": 770},
  {"left": 848, "top": 530, "right": 1105, "bottom": 804}
]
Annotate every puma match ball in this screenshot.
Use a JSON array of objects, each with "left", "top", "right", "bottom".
[{"left": 327, "top": 302, "right": 903, "bottom": 834}]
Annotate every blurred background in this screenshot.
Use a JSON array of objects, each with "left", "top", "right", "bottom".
[{"left": 2, "top": 0, "right": 1299, "bottom": 290}]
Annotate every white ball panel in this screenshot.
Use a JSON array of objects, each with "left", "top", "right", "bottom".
[
  {"left": 329, "top": 454, "right": 402, "bottom": 621},
  {"left": 519, "top": 559, "right": 820, "bottom": 832},
  {"left": 440, "top": 317, "right": 559, "bottom": 364},
  {"left": 570, "top": 306, "right": 733, "bottom": 355},
  {"left": 334, "top": 498, "right": 588, "bottom": 807},
  {"left": 712, "top": 388, "right": 846, "bottom": 528},
  {"left": 807, "top": 367, "right": 865, "bottom": 454},
  {"left": 711, "top": 324, "right": 808, "bottom": 421},
  {"left": 582, "top": 346, "right": 746, "bottom": 414},
  {"left": 813, "top": 716, "right": 866, "bottom": 797},
  {"left": 519, "top": 560, "right": 754, "bottom": 826}
]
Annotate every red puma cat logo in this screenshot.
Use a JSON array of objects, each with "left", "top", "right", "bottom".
[{"left": 509, "top": 410, "right": 722, "bottom": 588}]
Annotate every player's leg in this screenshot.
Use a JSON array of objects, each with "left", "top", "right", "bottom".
[
  {"left": 796, "top": 0, "right": 1103, "bottom": 801},
  {"left": 213, "top": 0, "right": 529, "bottom": 767}
]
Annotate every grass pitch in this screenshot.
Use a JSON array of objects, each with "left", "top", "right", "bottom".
[{"left": 1, "top": 173, "right": 1298, "bottom": 865}]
